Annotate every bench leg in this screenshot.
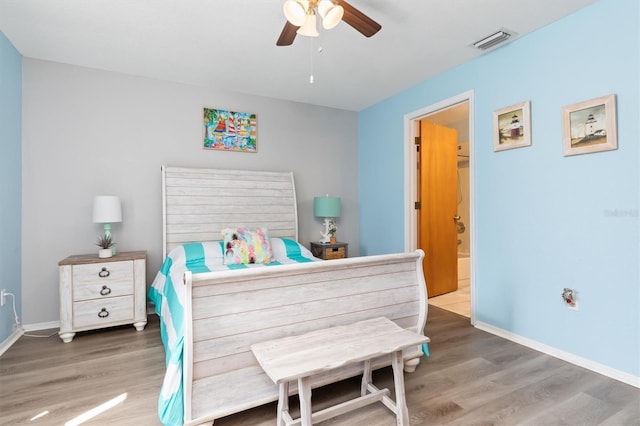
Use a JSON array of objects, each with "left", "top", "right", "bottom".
[
  {"left": 298, "top": 377, "right": 313, "bottom": 426},
  {"left": 391, "top": 350, "right": 410, "bottom": 426},
  {"left": 361, "top": 359, "right": 372, "bottom": 396},
  {"left": 277, "top": 382, "right": 289, "bottom": 426}
]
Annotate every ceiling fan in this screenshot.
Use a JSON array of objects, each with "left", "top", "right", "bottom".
[{"left": 277, "top": 0, "right": 382, "bottom": 46}]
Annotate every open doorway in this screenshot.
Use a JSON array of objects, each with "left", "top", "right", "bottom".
[{"left": 403, "top": 91, "right": 474, "bottom": 323}]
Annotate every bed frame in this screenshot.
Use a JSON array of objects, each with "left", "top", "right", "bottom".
[{"left": 160, "top": 166, "right": 428, "bottom": 426}]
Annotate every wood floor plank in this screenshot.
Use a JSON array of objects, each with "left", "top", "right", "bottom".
[
  {"left": 521, "top": 392, "right": 624, "bottom": 426},
  {"left": 584, "top": 377, "right": 640, "bottom": 407},
  {"left": 1, "top": 307, "right": 637, "bottom": 425},
  {"left": 442, "top": 363, "right": 605, "bottom": 425},
  {"left": 599, "top": 400, "right": 640, "bottom": 425}
]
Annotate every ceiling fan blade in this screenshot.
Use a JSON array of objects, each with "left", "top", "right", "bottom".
[
  {"left": 277, "top": 21, "right": 299, "bottom": 46},
  {"left": 340, "top": 0, "right": 381, "bottom": 38}
]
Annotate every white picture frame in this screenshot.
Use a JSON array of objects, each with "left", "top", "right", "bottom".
[
  {"left": 562, "top": 94, "right": 617, "bottom": 157},
  {"left": 493, "top": 100, "right": 532, "bottom": 152}
]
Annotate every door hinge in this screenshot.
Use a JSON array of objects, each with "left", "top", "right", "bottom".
[
  {"left": 415, "top": 201, "right": 421, "bottom": 210},
  {"left": 415, "top": 136, "right": 421, "bottom": 152}
]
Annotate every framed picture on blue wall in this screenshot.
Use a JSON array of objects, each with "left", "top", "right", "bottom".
[
  {"left": 493, "top": 100, "right": 532, "bottom": 152},
  {"left": 562, "top": 94, "right": 617, "bottom": 157}
]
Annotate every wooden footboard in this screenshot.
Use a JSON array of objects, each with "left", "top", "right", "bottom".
[{"left": 182, "top": 250, "right": 427, "bottom": 426}]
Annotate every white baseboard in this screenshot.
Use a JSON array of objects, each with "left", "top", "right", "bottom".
[
  {"left": 23, "top": 320, "right": 60, "bottom": 332},
  {"left": 0, "top": 328, "right": 23, "bottom": 357},
  {"left": 1, "top": 320, "right": 61, "bottom": 356},
  {"left": 475, "top": 321, "right": 640, "bottom": 388}
]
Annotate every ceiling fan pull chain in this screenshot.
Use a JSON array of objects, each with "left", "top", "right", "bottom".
[{"left": 309, "top": 38, "right": 315, "bottom": 84}]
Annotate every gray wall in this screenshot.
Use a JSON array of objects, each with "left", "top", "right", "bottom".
[{"left": 22, "top": 59, "right": 358, "bottom": 326}]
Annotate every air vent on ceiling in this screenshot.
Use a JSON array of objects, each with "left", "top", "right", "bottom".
[{"left": 472, "top": 29, "right": 516, "bottom": 50}]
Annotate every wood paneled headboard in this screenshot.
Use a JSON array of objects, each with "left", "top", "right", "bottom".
[{"left": 161, "top": 166, "right": 298, "bottom": 258}]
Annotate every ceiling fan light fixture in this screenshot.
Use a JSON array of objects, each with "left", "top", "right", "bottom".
[
  {"left": 321, "top": 4, "right": 343, "bottom": 30},
  {"left": 277, "top": 0, "right": 381, "bottom": 46},
  {"left": 317, "top": 0, "right": 332, "bottom": 17},
  {"left": 284, "top": 0, "right": 308, "bottom": 26},
  {"left": 297, "top": 13, "right": 319, "bottom": 37}
]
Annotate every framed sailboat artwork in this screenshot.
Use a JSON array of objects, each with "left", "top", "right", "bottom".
[{"left": 203, "top": 107, "right": 257, "bottom": 152}]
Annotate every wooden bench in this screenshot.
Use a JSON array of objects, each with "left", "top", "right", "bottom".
[{"left": 251, "top": 317, "right": 430, "bottom": 426}]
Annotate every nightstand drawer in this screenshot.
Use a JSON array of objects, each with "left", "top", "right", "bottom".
[
  {"left": 72, "top": 260, "right": 133, "bottom": 285},
  {"left": 325, "top": 247, "right": 346, "bottom": 259},
  {"left": 310, "top": 242, "right": 348, "bottom": 260},
  {"left": 73, "top": 280, "right": 134, "bottom": 302},
  {"left": 73, "top": 295, "right": 134, "bottom": 329}
]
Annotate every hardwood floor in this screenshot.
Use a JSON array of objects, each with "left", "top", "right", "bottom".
[{"left": 1, "top": 307, "right": 638, "bottom": 425}]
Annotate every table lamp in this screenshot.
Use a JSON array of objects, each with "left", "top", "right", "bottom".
[
  {"left": 314, "top": 195, "right": 341, "bottom": 244},
  {"left": 92, "top": 195, "right": 122, "bottom": 255}
]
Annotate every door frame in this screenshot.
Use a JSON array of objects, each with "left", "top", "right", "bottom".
[{"left": 403, "top": 90, "right": 476, "bottom": 324}]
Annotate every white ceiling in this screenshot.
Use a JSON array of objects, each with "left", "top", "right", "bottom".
[{"left": 0, "top": 0, "right": 598, "bottom": 111}]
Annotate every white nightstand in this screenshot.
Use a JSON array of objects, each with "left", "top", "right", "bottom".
[{"left": 58, "top": 250, "right": 147, "bottom": 343}]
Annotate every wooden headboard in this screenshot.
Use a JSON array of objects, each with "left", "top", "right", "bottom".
[{"left": 161, "top": 166, "right": 298, "bottom": 258}]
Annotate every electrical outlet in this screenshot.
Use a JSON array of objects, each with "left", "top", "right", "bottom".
[
  {"left": 561, "top": 288, "right": 578, "bottom": 311},
  {"left": 1, "top": 289, "right": 6, "bottom": 307}
]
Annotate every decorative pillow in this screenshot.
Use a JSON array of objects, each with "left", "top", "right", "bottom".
[{"left": 222, "top": 227, "right": 274, "bottom": 265}]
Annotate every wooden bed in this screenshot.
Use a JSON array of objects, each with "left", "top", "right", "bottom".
[{"left": 154, "top": 166, "right": 429, "bottom": 426}]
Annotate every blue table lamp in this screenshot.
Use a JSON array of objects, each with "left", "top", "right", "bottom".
[
  {"left": 92, "top": 195, "right": 122, "bottom": 255},
  {"left": 314, "top": 195, "right": 341, "bottom": 244}
]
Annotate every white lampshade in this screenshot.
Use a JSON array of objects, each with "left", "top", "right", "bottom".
[
  {"left": 92, "top": 196, "right": 122, "bottom": 223},
  {"left": 318, "top": 1, "right": 343, "bottom": 29},
  {"left": 284, "top": 0, "right": 308, "bottom": 26},
  {"left": 297, "top": 13, "right": 319, "bottom": 37}
]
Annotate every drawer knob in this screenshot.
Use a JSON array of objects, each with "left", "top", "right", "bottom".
[
  {"left": 100, "top": 285, "right": 112, "bottom": 296},
  {"left": 98, "top": 308, "right": 110, "bottom": 318},
  {"left": 98, "top": 267, "right": 110, "bottom": 278}
]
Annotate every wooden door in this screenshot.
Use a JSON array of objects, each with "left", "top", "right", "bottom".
[{"left": 419, "top": 121, "right": 458, "bottom": 297}]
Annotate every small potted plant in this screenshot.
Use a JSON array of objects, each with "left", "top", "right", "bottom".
[
  {"left": 96, "top": 234, "right": 115, "bottom": 258},
  {"left": 328, "top": 219, "right": 337, "bottom": 244}
]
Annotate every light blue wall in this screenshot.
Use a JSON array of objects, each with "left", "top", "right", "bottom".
[
  {"left": 359, "top": 0, "right": 639, "bottom": 378},
  {"left": 0, "top": 32, "right": 22, "bottom": 342}
]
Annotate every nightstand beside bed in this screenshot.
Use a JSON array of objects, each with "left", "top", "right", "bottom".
[
  {"left": 309, "top": 241, "right": 348, "bottom": 260},
  {"left": 58, "top": 250, "right": 147, "bottom": 343}
]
